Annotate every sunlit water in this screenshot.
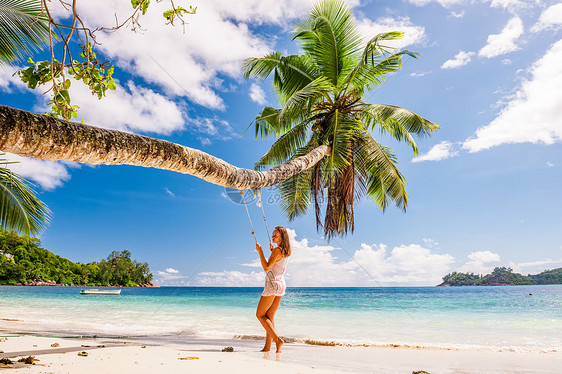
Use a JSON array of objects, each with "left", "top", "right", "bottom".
[{"left": 1, "top": 285, "right": 560, "bottom": 352}]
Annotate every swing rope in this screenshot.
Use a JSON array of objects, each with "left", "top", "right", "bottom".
[
  {"left": 256, "top": 190, "right": 272, "bottom": 245},
  {"left": 240, "top": 190, "right": 258, "bottom": 243},
  {"left": 239, "top": 189, "right": 271, "bottom": 245}
]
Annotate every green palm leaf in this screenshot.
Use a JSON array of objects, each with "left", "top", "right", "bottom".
[
  {"left": 293, "top": 0, "right": 362, "bottom": 86},
  {"left": 358, "top": 132, "right": 408, "bottom": 211},
  {"left": 360, "top": 104, "right": 438, "bottom": 154},
  {"left": 254, "top": 119, "right": 312, "bottom": 170},
  {"left": 0, "top": 0, "right": 51, "bottom": 64},
  {"left": 0, "top": 155, "right": 51, "bottom": 236}
]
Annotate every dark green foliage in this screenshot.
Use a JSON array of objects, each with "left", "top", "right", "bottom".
[
  {"left": 441, "top": 272, "right": 481, "bottom": 286},
  {"left": 441, "top": 266, "right": 560, "bottom": 286},
  {"left": 0, "top": 229, "right": 152, "bottom": 286},
  {"left": 530, "top": 268, "right": 562, "bottom": 285}
]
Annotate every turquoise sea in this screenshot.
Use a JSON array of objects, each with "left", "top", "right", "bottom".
[{"left": 0, "top": 285, "right": 560, "bottom": 352}]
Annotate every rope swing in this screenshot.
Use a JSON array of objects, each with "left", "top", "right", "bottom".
[{"left": 239, "top": 189, "right": 271, "bottom": 245}]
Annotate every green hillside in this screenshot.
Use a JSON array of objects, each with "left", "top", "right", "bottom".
[
  {"left": 0, "top": 229, "right": 152, "bottom": 286},
  {"left": 440, "top": 266, "right": 562, "bottom": 286}
]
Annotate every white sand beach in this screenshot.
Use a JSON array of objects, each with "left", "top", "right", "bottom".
[{"left": 1, "top": 333, "right": 561, "bottom": 373}]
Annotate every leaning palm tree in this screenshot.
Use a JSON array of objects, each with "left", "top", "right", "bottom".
[
  {"left": 0, "top": 154, "right": 51, "bottom": 235},
  {"left": 0, "top": 0, "right": 50, "bottom": 64},
  {"left": 242, "top": 0, "right": 438, "bottom": 238}
]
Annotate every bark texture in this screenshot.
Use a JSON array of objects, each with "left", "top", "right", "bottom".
[{"left": 0, "top": 105, "right": 330, "bottom": 189}]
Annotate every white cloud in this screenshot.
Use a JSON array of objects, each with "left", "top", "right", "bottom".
[
  {"left": 356, "top": 16, "right": 426, "bottom": 49},
  {"left": 450, "top": 10, "right": 465, "bottom": 18},
  {"left": 154, "top": 268, "right": 187, "bottom": 284},
  {"left": 69, "top": 80, "right": 185, "bottom": 135},
  {"left": 509, "top": 258, "right": 562, "bottom": 274},
  {"left": 193, "top": 229, "right": 455, "bottom": 286},
  {"left": 186, "top": 116, "right": 237, "bottom": 140},
  {"left": 441, "top": 50, "right": 475, "bottom": 69},
  {"left": 409, "top": 71, "right": 430, "bottom": 77},
  {"left": 547, "top": 161, "right": 554, "bottom": 167},
  {"left": 501, "top": 59, "right": 512, "bottom": 65},
  {"left": 3, "top": 153, "right": 74, "bottom": 190},
  {"left": 457, "top": 250, "right": 501, "bottom": 274},
  {"left": 463, "top": 39, "right": 562, "bottom": 152},
  {"left": 409, "top": 0, "right": 530, "bottom": 10},
  {"left": 531, "top": 3, "right": 562, "bottom": 32},
  {"left": 249, "top": 83, "right": 267, "bottom": 105},
  {"left": 411, "top": 141, "right": 459, "bottom": 162},
  {"left": 165, "top": 188, "right": 175, "bottom": 197},
  {"left": 0, "top": 65, "right": 27, "bottom": 92},
  {"left": 478, "top": 17, "right": 524, "bottom": 58}
]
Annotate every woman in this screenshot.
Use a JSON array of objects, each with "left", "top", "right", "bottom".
[{"left": 255, "top": 226, "right": 291, "bottom": 353}]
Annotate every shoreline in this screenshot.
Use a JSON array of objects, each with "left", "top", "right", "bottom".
[{"left": 1, "top": 332, "right": 561, "bottom": 373}]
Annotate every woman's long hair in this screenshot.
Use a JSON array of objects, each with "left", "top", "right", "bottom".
[{"left": 276, "top": 226, "right": 291, "bottom": 257}]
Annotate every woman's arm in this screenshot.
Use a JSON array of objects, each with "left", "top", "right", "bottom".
[{"left": 256, "top": 244, "right": 282, "bottom": 272}]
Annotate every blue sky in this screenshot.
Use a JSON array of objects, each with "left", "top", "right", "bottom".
[{"left": 1, "top": 0, "right": 561, "bottom": 286}]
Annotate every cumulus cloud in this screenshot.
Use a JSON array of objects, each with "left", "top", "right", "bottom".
[
  {"left": 531, "top": 3, "right": 562, "bottom": 32},
  {"left": 411, "top": 141, "right": 459, "bottom": 162},
  {"left": 478, "top": 17, "right": 524, "bottom": 58},
  {"left": 450, "top": 10, "right": 465, "bottom": 18},
  {"left": 154, "top": 267, "right": 187, "bottom": 284},
  {"left": 193, "top": 229, "right": 455, "bottom": 286},
  {"left": 357, "top": 16, "right": 426, "bottom": 49},
  {"left": 457, "top": 250, "right": 501, "bottom": 274},
  {"left": 441, "top": 51, "right": 475, "bottom": 69},
  {"left": 463, "top": 39, "right": 562, "bottom": 152},
  {"left": 3, "top": 153, "right": 74, "bottom": 190},
  {"left": 409, "top": 72, "right": 429, "bottom": 77},
  {"left": 249, "top": 83, "right": 267, "bottom": 105},
  {"left": 69, "top": 79, "right": 185, "bottom": 135},
  {"left": 0, "top": 65, "right": 27, "bottom": 92},
  {"left": 547, "top": 161, "right": 554, "bottom": 167}
]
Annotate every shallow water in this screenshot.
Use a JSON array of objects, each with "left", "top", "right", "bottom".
[{"left": 0, "top": 285, "right": 560, "bottom": 352}]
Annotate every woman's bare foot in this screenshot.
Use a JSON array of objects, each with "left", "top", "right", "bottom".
[
  {"left": 260, "top": 347, "right": 270, "bottom": 352},
  {"left": 275, "top": 338, "right": 284, "bottom": 353}
]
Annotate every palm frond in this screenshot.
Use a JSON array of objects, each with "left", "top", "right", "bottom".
[
  {"left": 358, "top": 133, "right": 408, "bottom": 211},
  {"left": 343, "top": 32, "right": 418, "bottom": 94},
  {"left": 0, "top": 155, "right": 51, "bottom": 236},
  {"left": 278, "top": 76, "right": 332, "bottom": 123},
  {"left": 359, "top": 104, "right": 439, "bottom": 154},
  {"left": 293, "top": 0, "right": 362, "bottom": 86},
  {"left": 0, "top": 0, "right": 51, "bottom": 64},
  {"left": 242, "top": 52, "right": 320, "bottom": 101},
  {"left": 277, "top": 167, "right": 314, "bottom": 221},
  {"left": 254, "top": 119, "right": 313, "bottom": 170}
]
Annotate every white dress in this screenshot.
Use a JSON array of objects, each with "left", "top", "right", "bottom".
[{"left": 262, "top": 255, "right": 289, "bottom": 296}]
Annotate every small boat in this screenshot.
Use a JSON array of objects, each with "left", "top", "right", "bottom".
[{"left": 80, "top": 289, "right": 121, "bottom": 295}]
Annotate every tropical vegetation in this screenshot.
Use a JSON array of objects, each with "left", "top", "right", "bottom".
[
  {"left": 0, "top": 154, "right": 51, "bottom": 236},
  {"left": 440, "top": 267, "right": 562, "bottom": 286},
  {"left": 0, "top": 228, "right": 152, "bottom": 286},
  {"left": 243, "top": 0, "right": 438, "bottom": 238}
]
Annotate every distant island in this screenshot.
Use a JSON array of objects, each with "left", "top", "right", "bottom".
[
  {"left": 0, "top": 229, "right": 153, "bottom": 287},
  {"left": 438, "top": 266, "right": 562, "bottom": 286}
]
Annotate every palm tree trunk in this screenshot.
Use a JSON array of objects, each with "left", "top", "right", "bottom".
[{"left": 0, "top": 105, "right": 330, "bottom": 189}]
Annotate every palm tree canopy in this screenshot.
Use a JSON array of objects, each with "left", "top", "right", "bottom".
[
  {"left": 0, "top": 0, "right": 51, "bottom": 65},
  {"left": 243, "top": 0, "right": 439, "bottom": 239},
  {"left": 0, "top": 154, "right": 51, "bottom": 236}
]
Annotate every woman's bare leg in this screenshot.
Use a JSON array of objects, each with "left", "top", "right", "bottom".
[
  {"left": 261, "top": 296, "right": 282, "bottom": 352},
  {"left": 256, "top": 296, "right": 284, "bottom": 353}
]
